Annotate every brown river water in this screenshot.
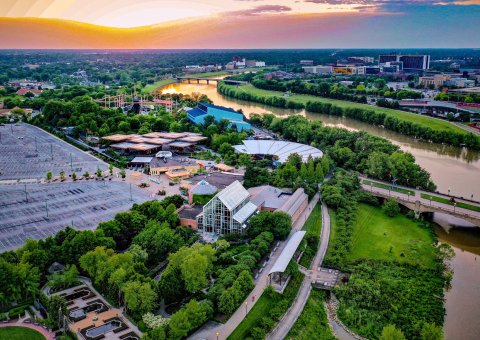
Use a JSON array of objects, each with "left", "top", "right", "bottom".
[{"left": 162, "top": 81, "right": 480, "bottom": 339}]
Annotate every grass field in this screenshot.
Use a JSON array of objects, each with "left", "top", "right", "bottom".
[
  {"left": 0, "top": 326, "right": 45, "bottom": 340},
  {"left": 420, "top": 193, "right": 480, "bottom": 212},
  {"left": 324, "top": 209, "right": 338, "bottom": 261},
  {"left": 287, "top": 289, "right": 335, "bottom": 340},
  {"left": 362, "top": 180, "right": 415, "bottom": 196},
  {"left": 299, "top": 204, "right": 322, "bottom": 268},
  {"left": 231, "top": 84, "right": 467, "bottom": 134},
  {"left": 141, "top": 78, "right": 176, "bottom": 93},
  {"left": 228, "top": 272, "right": 304, "bottom": 340},
  {"left": 348, "top": 203, "right": 436, "bottom": 268}
]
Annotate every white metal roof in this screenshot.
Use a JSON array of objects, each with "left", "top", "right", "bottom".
[
  {"left": 216, "top": 180, "right": 250, "bottom": 211},
  {"left": 268, "top": 231, "right": 306, "bottom": 275},
  {"left": 233, "top": 202, "right": 258, "bottom": 224},
  {"left": 233, "top": 140, "right": 323, "bottom": 163}
]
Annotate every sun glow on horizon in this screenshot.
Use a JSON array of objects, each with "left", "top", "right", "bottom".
[{"left": 0, "top": 0, "right": 364, "bottom": 28}]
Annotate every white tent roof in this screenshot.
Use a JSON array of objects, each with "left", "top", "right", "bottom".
[
  {"left": 268, "top": 231, "right": 306, "bottom": 275},
  {"left": 216, "top": 180, "right": 250, "bottom": 211},
  {"left": 233, "top": 140, "right": 323, "bottom": 163},
  {"left": 233, "top": 202, "right": 258, "bottom": 224}
]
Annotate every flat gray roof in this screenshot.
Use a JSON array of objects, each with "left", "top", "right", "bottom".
[{"left": 268, "top": 231, "right": 306, "bottom": 275}]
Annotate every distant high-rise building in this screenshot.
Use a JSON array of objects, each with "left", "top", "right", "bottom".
[{"left": 379, "top": 54, "right": 429, "bottom": 70}]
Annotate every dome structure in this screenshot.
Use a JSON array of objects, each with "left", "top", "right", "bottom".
[{"left": 233, "top": 140, "right": 323, "bottom": 163}]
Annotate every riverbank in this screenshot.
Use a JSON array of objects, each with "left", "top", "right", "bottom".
[
  {"left": 218, "top": 82, "right": 480, "bottom": 150},
  {"left": 327, "top": 200, "right": 446, "bottom": 339},
  {"left": 141, "top": 78, "right": 176, "bottom": 94}
]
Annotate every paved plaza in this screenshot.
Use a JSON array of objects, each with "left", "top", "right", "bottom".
[{"left": 0, "top": 123, "right": 106, "bottom": 180}]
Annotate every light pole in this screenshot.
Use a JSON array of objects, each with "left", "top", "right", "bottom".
[
  {"left": 130, "top": 183, "right": 133, "bottom": 201},
  {"left": 24, "top": 183, "right": 28, "bottom": 202},
  {"left": 45, "top": 199, "right": 49, "bottom": 219},
  {"left": 471, "top": 194, "right": 474, "bottom": 201},
  {"left": 448, "top": 188, "right": 451, "bottom": 196},
  {"left": 216, "top": 332, "right": 220, "bottom": 340}
]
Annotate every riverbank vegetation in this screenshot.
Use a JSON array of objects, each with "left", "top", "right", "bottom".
[
  {"left": 321, "top": 171, "right": 450, "bottom": 339},
  {"left": 250, "top": 114, "right": 436, "bottom": 191},
  {"left": 218, "top": 82, "right": 480, "bottom": 150}
]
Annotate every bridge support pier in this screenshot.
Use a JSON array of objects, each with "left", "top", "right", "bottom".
[{"left": 414, "top": 200, "right": 421, "bottom": 219}]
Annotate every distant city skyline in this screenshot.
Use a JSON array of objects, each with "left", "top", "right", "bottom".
[{"left": 0, "top": 0, "right": 479, "bottom": 48}]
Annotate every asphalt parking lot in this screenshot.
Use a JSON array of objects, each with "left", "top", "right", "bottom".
[
  {"left": 0, "top": 180, "right": 151, "bottom": 252},
  {"left": 0, "top": 123, "right": 106, "bottom": 180},
  {"left": 0, "top": 124, "right": 157, "bottom": 251}
]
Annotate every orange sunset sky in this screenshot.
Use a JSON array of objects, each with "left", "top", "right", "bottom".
[{"left": 0, "top": 0, "right": 479, "bottom": 48}]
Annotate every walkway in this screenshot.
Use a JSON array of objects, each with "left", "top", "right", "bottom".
[
  {"left": 201, "top": 193, "right": 320, "bottom": 340},
  {"left": 267, "top": 201, "right": 331, "bottom": 340},
  {"left": 0, "top": 320, "right": 55, "bottom": 340},
  {"left": 360, "top": 177, "right": 480, "bottom": 226}
]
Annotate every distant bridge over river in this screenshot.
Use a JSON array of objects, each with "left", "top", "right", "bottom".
[
  {"left": 360, "top": 177, "right": 480, "bottom": 226},
  {"left": 176, "top": 77, "right": 248, "bottom": 85}
]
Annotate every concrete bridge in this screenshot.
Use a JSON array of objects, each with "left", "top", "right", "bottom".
[
  {"left": 361, "top": 178, "right": 480, "bottom": 226},
  {"left": 176, "top": 77, "right": 248, "bottom": 85}
]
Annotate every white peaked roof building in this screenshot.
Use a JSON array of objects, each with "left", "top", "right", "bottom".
[
  {"left": 233, "top": 140, "right": 323, "bottom": 163},
  {"left": 197, "top": 180, "right": 258, "bottom": 235}
]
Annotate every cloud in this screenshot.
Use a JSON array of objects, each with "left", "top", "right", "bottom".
[
  {"left": 226, "top": 5, "right": 292, "bottom": 16},
  {"left": 304, "top": 0, "right": 480, "bottom": 10}
]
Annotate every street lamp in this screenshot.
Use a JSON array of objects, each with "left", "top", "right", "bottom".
[
  {"left": 448, "top": 188, "right": 451, "bottom": 196},
  {"left": 471, "top": 194, "right": 474, "bottom": 201},
  {"left": 216, "top": 332, "right": 220, "bottom": 340}
]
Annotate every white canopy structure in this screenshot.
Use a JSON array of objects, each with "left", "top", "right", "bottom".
[
  {"left": 233, "top": 140, "right": 323, "bottom": 163},
  {"left": 268, "top": 231, "right": 306, "bottom": 275}
]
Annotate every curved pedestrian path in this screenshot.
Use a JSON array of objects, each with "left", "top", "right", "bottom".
[
  {"left": 267, "top": 201, "right": 332, "bottom": 340},
  {"left": 201, "top": 193, "right": 320, "bottom": 340},
  {"left": 0, "top": 321, "right": 55, "bottom": 340}
]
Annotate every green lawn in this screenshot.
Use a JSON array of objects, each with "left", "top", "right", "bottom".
[
  {"left": 141, "top": 78, "right": 176, "bottom": 93},
  {"left": 287, "top": 289, "right": 336, "bottom": 340},
  {"left": 420, "top": 193, "right": 480, "bottom": 212},
  {"left": 299, "top": 204, "right": 322, "bottom": 268},
  {"left": 324, "top": 209, "right": 338, "bottom": 261},
  {"left": 348, "top": 203, "right": 436, "bottom": 268},
  {"left": 232, "top": 84, "right": 467, "bottom": 134},
  {"left": 228, "top": 272, "right": 304, "bottom": 340},
  {"left": 362, "top": 180, "right": 415, "bottom": 196},
  {"left": 0, "top": 326, "right": 45, "bottom": 340}
]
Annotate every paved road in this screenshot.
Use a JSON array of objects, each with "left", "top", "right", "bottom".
[
  {"left": 453, "top": 122, "right": 480, "bottom": 136},
  {"left": 200, "top": 193, "right": 320, "bottom": 340},
  {"left": 267, "top": 201, "right": 332, "bottom": 340}
]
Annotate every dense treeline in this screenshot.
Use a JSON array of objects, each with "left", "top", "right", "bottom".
[
  {"left": 250, "top": 114, "right": 436, "bottom": 190},
  {"left": 243, "top": 154, "right": 331, "bottom": 198},
  {"left": 218, "top": 82, "right": 480, "bottom": 150}
]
